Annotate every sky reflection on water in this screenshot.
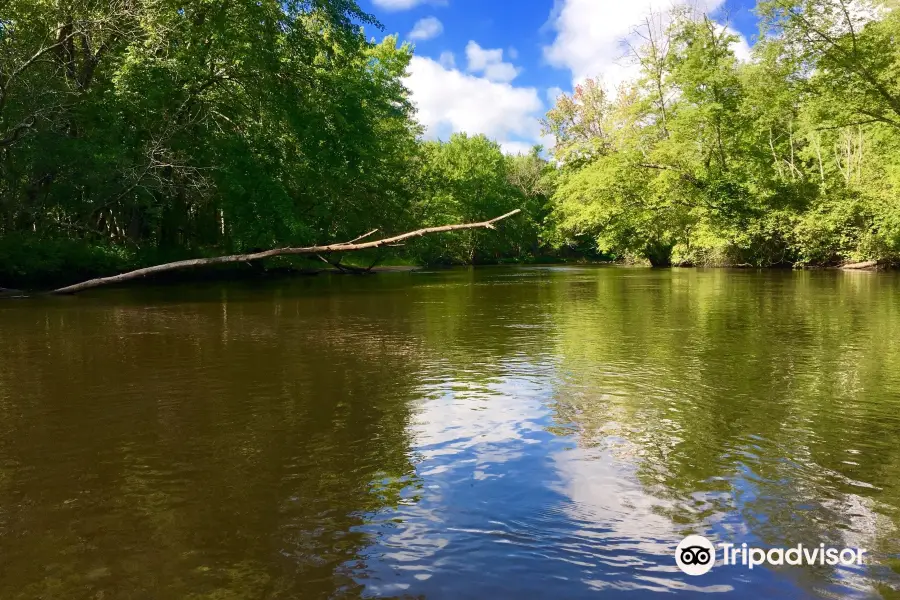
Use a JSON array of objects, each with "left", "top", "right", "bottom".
[{"left": 1, "top": 267, "right": 899, "bottom": 598}]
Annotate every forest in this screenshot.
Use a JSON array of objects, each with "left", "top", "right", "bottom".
[{"left": 1, "top": 0, "right": 899, "bottom": 287}]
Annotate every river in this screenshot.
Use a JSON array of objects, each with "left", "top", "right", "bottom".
[{"left": 1, "top": 266, "right": 899, "bottom": 599}]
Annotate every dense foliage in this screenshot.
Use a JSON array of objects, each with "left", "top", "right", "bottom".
[
  {"left": 1, "top": 0, "right": 899, "bottom": 286},
  {"left": 545, "top": 1, "right": 900, "bottom": 267},
  {"left": 413, "top": 135, "right": 548, "bottom": 264},
  {"left": 0, "top": 0, "right": 426, "bottom": 284}
]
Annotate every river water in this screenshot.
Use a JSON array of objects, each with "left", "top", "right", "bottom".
[{"left": 1, "top": 267, "right": 899, "bottom": 599}]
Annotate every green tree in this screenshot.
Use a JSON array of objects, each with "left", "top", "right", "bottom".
[
  {"left": 544, "top": 1, "right": 900, "bottom": 268},
  {"left": 414, "top": 134, "right": 533, "bottom": 264},
  {"left": 0, "top": 0, "right": 424, "bottom": 285}
]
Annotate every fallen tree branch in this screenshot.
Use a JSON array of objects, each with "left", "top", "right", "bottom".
[
  {"left": 314, "top": 253, "right": 369, "bottom": 274},
  {"left": 841, "top": 259, "right": 879, "bottom": 270},
  {"left": 337, "top": 229, "right": 379, "bottom": 245},
  {"left": 49, "top": 209, "right": 522, "bottom": 295},
  {"left": 315, "top": 253, "right": 342, "bottom": 270}
]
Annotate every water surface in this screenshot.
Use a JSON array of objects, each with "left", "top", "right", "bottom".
[{"left": 1, "top": 267, "right": 899, "bottom": 599}]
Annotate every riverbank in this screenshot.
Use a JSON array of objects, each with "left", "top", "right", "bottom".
[
  {"left": 2, "top": 231, "right": 894, "bottom": 296},
  {"left": 4, "top": 259, "right": 897, "bottom": 299},
  {"left": 0, "top": 236, "right": 582, "bottom": 292}
]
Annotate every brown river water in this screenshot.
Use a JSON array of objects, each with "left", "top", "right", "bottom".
[{"left": 1, "top": 266, "right": 899, "bottom": 599}]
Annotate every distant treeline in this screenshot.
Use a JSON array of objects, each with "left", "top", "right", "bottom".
[{"left": 1, "top": 0, "right": 898, "bottom": 286}]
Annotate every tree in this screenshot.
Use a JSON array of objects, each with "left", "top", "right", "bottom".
[
  {"left": 542, "top": 2, "right": 900, "bottom": 268},
  {"left": 413, "top": 134, "right": 532, "bottom": 264},
  {"left": 0, "top": 0, "right": 429, "bottom": 286},
  {"left": 545, "top": 12, "right": 752, "bottom": 266},
  {"left": 747, "top": 0, "right": 900, "bottom": 264}
]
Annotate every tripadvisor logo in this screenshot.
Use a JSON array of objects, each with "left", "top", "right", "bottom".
[
  {"left": 676, "top": 535, "right": 716, "bottom": 575},
  {"left": 674, "top": 535, "right": 867, "bottom": 576}
]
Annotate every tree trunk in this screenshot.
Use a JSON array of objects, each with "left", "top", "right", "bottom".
[
  {"left": 841, "top": 260, "right": 879, "bottom": 270},
  {"left": 646, "top": 242, "right": 673, "bottom": 267}
]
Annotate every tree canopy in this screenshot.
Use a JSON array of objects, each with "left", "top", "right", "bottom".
[
  {"left": 2, "top": 0, "right": 899, "bottom": 286},
  {"left": 545, "top": 0, "right": 900, "bottom": 267}
]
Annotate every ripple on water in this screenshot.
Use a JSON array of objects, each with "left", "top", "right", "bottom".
[{"left": 1, "top": 268, "right": 899, "bottom": 599}]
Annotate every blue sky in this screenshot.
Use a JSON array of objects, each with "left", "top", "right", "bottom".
[{"left": 361, "top": 0, "right": 760, "bottom": 154}]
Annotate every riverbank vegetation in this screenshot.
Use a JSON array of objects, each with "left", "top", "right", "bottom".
[
  {"left": 1, "top": 0, "right": 899, "bottom": 287},
  {"left": 546, "top": 0, "right": 900, "bottom": 268}
]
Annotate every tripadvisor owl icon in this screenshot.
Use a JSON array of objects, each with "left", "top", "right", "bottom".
[{"left": 676, "top": 535, "right": 716, "bottom": 575}]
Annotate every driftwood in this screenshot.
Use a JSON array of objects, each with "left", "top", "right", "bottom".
[
  {"left": 48, "top": 209, "right": 521, "bottom": 295},
  {"left": 841, "top": 260, "right": 879, "bottom": 270}
]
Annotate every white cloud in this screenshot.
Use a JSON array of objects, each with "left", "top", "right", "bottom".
[
  {"left": 403, "top": 55, "right": 544, "bottom": 149},
  {"left": 546, "top": 86, "right": 565, "bottom": 106},
  {"left": 500, "top": 141, "right": 535, "bottom": 156},
  {"left": 409, "top": 16, "right": 444, "bottom": 41},
  {"left": 439, "top": 51, "right": 456, "bottom": 69},
  {"left": 465, "top": 41, "right": 521, "bottom": 83},
  {"left": 373, "top": 0, "right": 445, "bottom": 11},
  {"left": 725, "top": 25, "right": 752, "bottom": 62},
  {"left": 544, "top": 0, "right": 752, "bottom": 89}
]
